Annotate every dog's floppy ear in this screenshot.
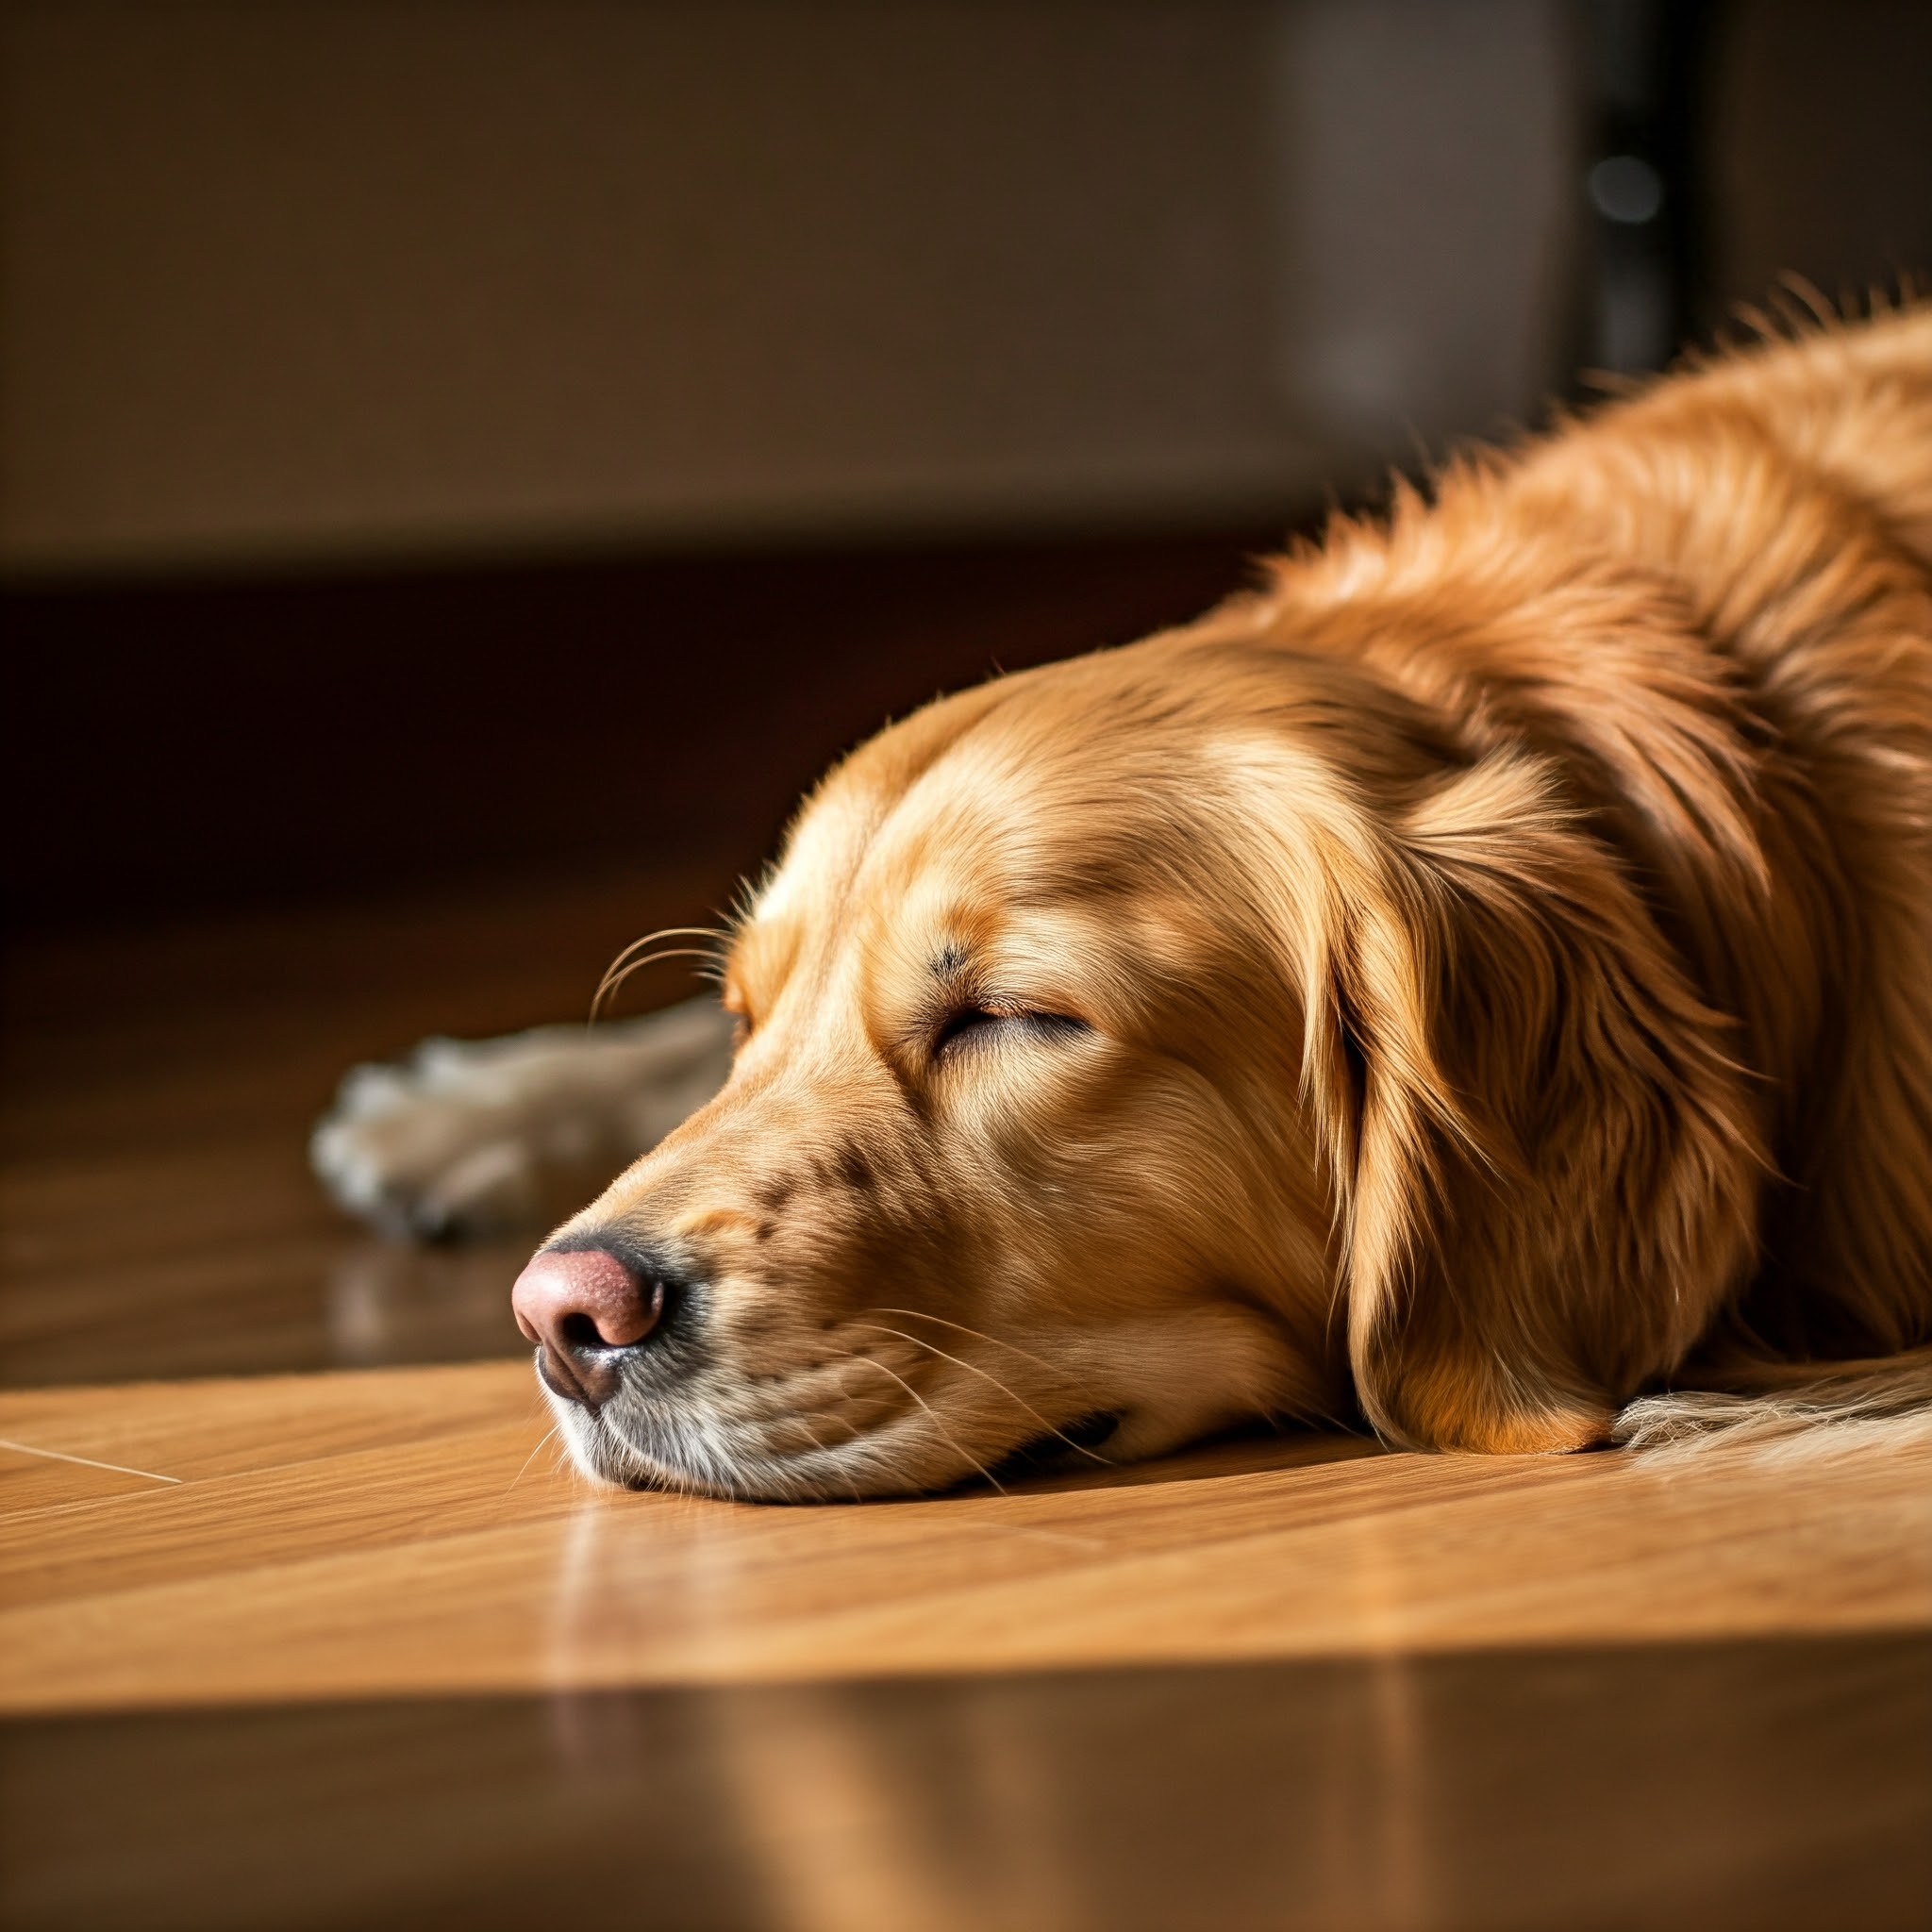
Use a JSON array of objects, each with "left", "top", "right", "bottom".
[{"left": 1293, "top": 751, "right": 1765, "bottom": 1452}]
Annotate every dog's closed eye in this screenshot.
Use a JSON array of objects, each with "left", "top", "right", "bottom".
[{"left": 932, "top": 1007, "right": 1090, "bottom": 1063}]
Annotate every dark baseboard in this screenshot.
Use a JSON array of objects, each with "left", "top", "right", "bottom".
[{"left": 4, "top": 523, "right": 1293, "bottom": 932}]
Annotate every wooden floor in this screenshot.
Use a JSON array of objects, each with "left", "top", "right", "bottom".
[{"left": 3, "top": 877, "right": 1929, "bottom": 1930}]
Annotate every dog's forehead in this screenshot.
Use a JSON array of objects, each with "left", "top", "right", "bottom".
[
  {"left": 743, "top": 651, "right": 1228, "bottom": 989},
  {"left": 752, "top": 679, "right": 1034, "bottom": 911},
  {"left": 748, "top": 761, "right": 1008, "bottom": 971}
]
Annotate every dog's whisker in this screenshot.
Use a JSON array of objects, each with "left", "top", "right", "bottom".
[
  {"left": 783, "top": 1413, "right": 866, "bottom": 1505},
  {"left": 506, "top": 1423, "right": 561, "bottom": 1494},
  {"left": 591, "top": 946, "right": 721, "bottom": 1018},
  {"left": 591, "top": 925, "right": 727, "bottom": 1019},
  {"left": 866, "top": 1307, "right": 1075, "bottom": 1387},
  {"left": 847, "top": 1323, "right": 1114, "bottom": 1464},
  {"left": 841, "top": 1354, "right": 1008, "bottom": 1496},
  {"left": 589, "top": 947, "right": 724, "bottom": 1024},
  {"left": 593, "top": 925, "right": 725, "bottom": 999}
]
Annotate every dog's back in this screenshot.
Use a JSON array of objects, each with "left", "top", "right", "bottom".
[
  {"left": 1276, "top": 307, "right": 1932, "bottom": 1383},
  {"left": 1558, "top": 311, "right": 1932, "bottom": 1366}
]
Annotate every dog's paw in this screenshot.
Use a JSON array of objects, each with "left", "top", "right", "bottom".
[
  {"left": 310, "top": 1003, "right": 734, "bottom": 1240},
  {"left": 311, "top": 1041, "right": 560, "bottom": 1239}
]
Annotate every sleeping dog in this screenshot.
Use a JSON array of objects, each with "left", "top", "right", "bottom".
[{"left": 316, "top": 305, "right": 1932, "bottom": 1497}]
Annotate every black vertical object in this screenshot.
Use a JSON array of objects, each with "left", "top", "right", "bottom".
[{"left": 1573, "top": 0, "right": 1721, "bottom": 379}]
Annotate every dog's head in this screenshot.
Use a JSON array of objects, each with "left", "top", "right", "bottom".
[
  {"left": 520, "top": 632, "right": 1372, "bottom": 1495},
  {"left": 519, "top": 603, "right": 1750, "bottom": 1495}
]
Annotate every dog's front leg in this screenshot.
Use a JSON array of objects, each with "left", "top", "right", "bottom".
[{"left": 309, "top": 997, "right": 735, "bottom": 1240}]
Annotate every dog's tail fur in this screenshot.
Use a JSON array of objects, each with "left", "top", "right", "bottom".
[{"left": 1612, "top": 1346, "right": 1932, "bottom": 1457}]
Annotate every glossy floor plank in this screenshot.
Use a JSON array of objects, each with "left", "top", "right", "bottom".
[
  {"left": 5, "top": 1638, "right": 1927, "bottom": 1931},
  {"left": 3, "top": 1360, "right": 1927, "bottom": 1714}
]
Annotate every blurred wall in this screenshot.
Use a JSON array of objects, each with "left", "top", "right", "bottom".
[
  {"left": 0, "top": 0, "right": 1573, "bottom": 575},
  {"left": 1712, "top": 0, "right": 1932, "bottom": 312},
  {"left": 7, "top": 1, "right": 1926, "bottom": 925}
]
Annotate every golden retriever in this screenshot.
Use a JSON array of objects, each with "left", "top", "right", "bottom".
[{"left": 324, "top": 304, "right": 1932, "bottom": 1498}]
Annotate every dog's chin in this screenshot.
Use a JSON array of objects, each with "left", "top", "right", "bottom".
[
  {"left": 541, "top": 1382, "right": 770, "bottom": 1499},
  {"left": 537, "top": 1373, "right": 1045, "bottom": 1501},
  {"left": 543, "top": 1393, "right": 989, "bottom": 1501},
  {"left": 540, "top": 1378, "right": 1251, "bottom": 1503}
]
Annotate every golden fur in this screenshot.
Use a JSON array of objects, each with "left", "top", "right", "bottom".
[{"left": 548, "top": 304, "right": 1932, "bottom": 1498}]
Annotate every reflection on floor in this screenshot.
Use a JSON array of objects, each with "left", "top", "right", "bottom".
[
  {"left": 2, "top": 882, "right": 1928, "bottom": 1929},
  {"left": 8, "top": 1641, "right": 1926, "bottom": 1932}
]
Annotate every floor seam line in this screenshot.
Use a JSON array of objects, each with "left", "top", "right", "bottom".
[{"left": 0, "top": 1437, "right": 184, "bottom": 1484}]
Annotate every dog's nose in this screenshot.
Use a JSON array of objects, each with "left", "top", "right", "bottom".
[{"left": 511, "top": 1244, "right": 664, "bottom": 1407}]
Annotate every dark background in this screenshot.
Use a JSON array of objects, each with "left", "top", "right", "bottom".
[{"left": 5, "top": 0, "right": 1930, "bottom": 937}]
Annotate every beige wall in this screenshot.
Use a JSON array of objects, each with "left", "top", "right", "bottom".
[{"left": 0, "top": 1, "right": 1574, "bottom": 575}]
